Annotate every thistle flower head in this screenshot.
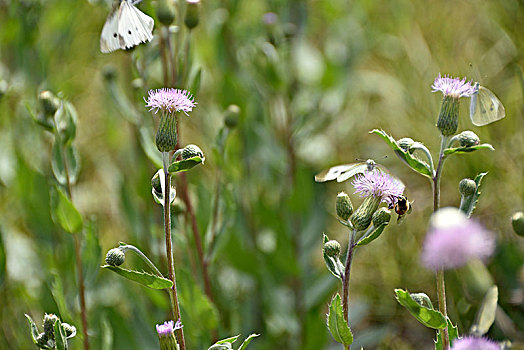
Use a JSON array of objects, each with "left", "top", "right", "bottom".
[
  {"left": 422, "top": 207, "right": 495, "bottom": 270},
  {"left": 432, "top": 74, "right": 476, "bottom": 99},
  {"left": 352, "top": 170, "right": 405, "bottom": 206},
  {"left": 156, "top": 320, "right": 183, "bottom": 337},
  {"left": 450, "top": 336, "right": 500, "bottom": 350},
  {"left": 145, "top": 88, "right": 196, "bottom": 116}
]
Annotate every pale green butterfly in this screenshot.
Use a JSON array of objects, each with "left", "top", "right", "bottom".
[{"left": 469, "top": 82, "right": 505, "bottom": 126}]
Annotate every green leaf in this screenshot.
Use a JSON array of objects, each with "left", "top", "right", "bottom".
[
  {"left": 190, "top": 67, "right": 202, "bottom": 95},
  {"left": 395, "top": 289, "right": 446, "bottom": 329},
  {"left": 50, "top": 272, "right": 73, "bottom": 322},
  {"left": 54, "top": 319, "right": 68, "bottom": 350},
  {"left": 443, "top": 143, "right": 494, "bottom": 156},
  {"left": 238, "top": 334, "right": 260, "bottom": 350},
  {"left": 326, "top": 293, "right": 353, "bottom": 346},
  {"left": 459, "top": 172, "right": 487, "bottom": 218},
  {"left": 50, "top": 186, "right": 83, "bottom": 234},
  {"left": 101, "top": 265, "right": 172, "bottom": 289},
  {"left": 435, "top": 318, "right": 459, "bottom": 350},
  {"left": 208, "top": 335, "right": 239, "bottom": 350},
  {"left": 51, "top": 141, "right": 80, "bottom": 186},
  {"left": 26, "top": 101, "right": 54, "bottom": 131},
  {"left": 471, "top": 285, "right": 498, "bottom": 336},
  {"left": 371, "top": 129, "right": 432, "bottom": 177},
  {"left": 54, "top": 101, "right": 77, "bottom": 145},
  {"left": 25, "top": 314, "right": 40, "bottom": 344},
  {"left": 356, "top": 223, "right": 388, "bottom": 247},
  {"left": 168, "top": 156, "right": 204, "bottom": 173},
  {"left": 215, "top": 335, "right": 240, "bottom": 344}
]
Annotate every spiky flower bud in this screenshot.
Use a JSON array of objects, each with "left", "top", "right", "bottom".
[
  {"left": 336, "top": 192, "right": 353, "bottom": 221},
  {"left": 184, "top": 0, "right": 200, "bottom": 29},
  {"left": 351, "top": 196, "right": 382, "bottom": 231},
  {"left": 459, "top": 178, "right": 476, "bottom": 197},
  {"left": 372, "top": 207, "right": 391, "bottom": 227},
  {"left": 323, "top": 240, "right": 341, "bottom": 258},
  {"left": 156, "top": 0, "right": 175, "bottom": 25},
  {"left": 436, "top": 95, "right": 459, "bottom": 136},
  {"left": 458, "top": 130, "right": 480, "bottom": 147},
  {"left": 39, "top": 91, "right": 60, "bottom": 116},
  {"left": 182, "top": 144, "right": 204, "bottom": 160},
  {"left": 512, "top": 212, "right": 524, "bottom": 237},
  {"left": 43, "top": 314, "right": 59, "bottom": 340},
  {"left": 156, "top": 114, "right": 178, "bottom": 152},
  {"left": 410, "top": 293, "right": 433, "bottom": 309},
  {"left": 224, "top": 104, "right": 240, "bottom": 128},
  {"left": 61, "top": 323, "right": 76, "bottom": 338},
  {"left": 105, "top": 248, "right": 125, "bottom": 266},
  {"left": 397, "top": 137, "right": 415, "bottom": 154}
]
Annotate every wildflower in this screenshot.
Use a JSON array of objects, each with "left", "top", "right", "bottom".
[
  {"left": 156, "top": 320, "right": 183, "bottom": 350},
  {"left": 450, "top": 336, "right": 500, "bottom": 350},
  {"left": 432, "top": 74, "right": 476, "bottom": 136},
  {"left": 145, "top": 89, "right": 196, "bottom": 152},
  {"left": 422, "top": 207, "right": 495, "bottom": 270},
  {"left": 350, "top": 171, "right": 404, "bottom": 231}
]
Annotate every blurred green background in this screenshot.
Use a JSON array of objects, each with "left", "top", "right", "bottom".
[{"left": 1, "top": 0, "right": 523, "bottom": 349}]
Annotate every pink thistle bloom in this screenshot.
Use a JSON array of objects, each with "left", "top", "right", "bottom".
[
  {"left": 155, "top": 319, "right": 183, "bottom": 337},
  {"left": 422, "top": 207, "right": 495, "bottom": 270},
  {"left": 351, "top": 170, "right": 405, "bottom": 206},
  {"left": 432, "top": 74, "right": 476, "bottom": 99},
  {"left": 145, "top": 88, "right": 197, "bottom": 116},
  {"left": 450, "top": 336, "right": 500, "bottom": 350}
]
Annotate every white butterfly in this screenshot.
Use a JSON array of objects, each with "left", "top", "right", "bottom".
[
  {"left": 100, "top": 0, "right": 154, "bottom": 53},
  {"left": 469, "top": 82, "right": 505, "bottom": 126},
  {"left": 315, "top": 159, "right": 387, "bottom": 183}
]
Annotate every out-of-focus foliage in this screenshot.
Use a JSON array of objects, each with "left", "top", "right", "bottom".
[{"left": 0, "top": 0, "right": 523, "bottom": 349}]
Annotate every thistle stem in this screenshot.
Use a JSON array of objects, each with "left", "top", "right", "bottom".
[
  {"left": 342, "top": 229, "right": 357, "bottom": 350},
  {"left": 162, "top": 152, "right": 186, "bottom": 350},
  {"left": 432, "top": 135, "right": 450, "bottom": 350}
]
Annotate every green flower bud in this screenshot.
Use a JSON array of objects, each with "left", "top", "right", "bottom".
[
  {"left": 151, "top": 172, "right": 162, "bottom": 195},
  {"left": 397, "top": 137, "right": 415, "bottom": 154},
  {"left": 323, "top": 240, "right": 341, "bottom": 258},
  {"left": 156, "top": 0, "right": 175, "bottom": 26},
  {"left": 458, "top": 130, "right": 480, "bottom": 147},
  {"left": 43, "top": 314, "right": 59, "bottom": 340},
  {"left": 350, "top": 196, "right": 382, "bottom": 231},
  {"left": 156, "top": 114, "right": 178, "bottom": 152},
  {"left": 372, "top": 207, "right": 391, "bottom": 227},
  {"left": 459, "top": 178, "right": 476, "bottom": 197},
  {"left": 36, "top": 333, "right": 49, "bottom": 347},
  {"left": 182, "top": 144, "right": 204, "bottom": 160},
  {"left": 105, "top": 248, "right": 125, "bottom": 266},
  {"left": 39, "top": 90, "right": 60, "bottom": 116},
  {"left": 436, "top": 95, "right": 459, "bottom": 136},
  {"left": 336, "top": 192, "right": 353, "bottom": 221},
  {"left": 410, "top": 293, "right": 433, "bottom": 309},
  {"left": 184, "top": 0, "right": 200, "bottom": 29},
  {"left": 511, "top": 212, "right": 524, "bottom": 237},
  {"left": 61, "top": 323, "right": 76, "bottom": 338},
  {"left": 224, "top": 104, "right": 240, "bottom": 128}
]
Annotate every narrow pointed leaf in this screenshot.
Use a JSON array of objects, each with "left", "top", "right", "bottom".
[
  {"left": 327, "top": 293, "right": 353, "bottom": 346},
  {"left": 213, "top": 335, "right": 240, "bottom": 344},
  {"left": 54, "top": 319, "right": 67, "bottom": 350},
  {"left": 371, "top": 129, "right": 432, "bottom": 177},
  {"left": 471, "top": 285, "right": 498, "bottom": 336},
  {"left": 444, "top": 144, "right": 494, "bottom": 156},
  {"left": 356, "top": 223, "right": 388, "bottom": 247},
  {"left": 168, "top": 156, "right": 204, "bottom": 173},
  {"left": 25, "top": 314, "right": 40, "bottom": 344},
  {"left": 50, "top": 186, "right": 83, "bottom": 234},
  {"left": 459, "top": 172, "right": 487, "bottom": 218},
  {"left": 238, "top": 334, "right": 260, "bottom": 350},
  {"left": 101, "top": 265, "right": 172, "bottom": 289},
  {"left": 395, "top": 289, "right": 446, "bottom": 329},
  {"left": 435, "top": 318, "right": 459, "bottom": 349}
]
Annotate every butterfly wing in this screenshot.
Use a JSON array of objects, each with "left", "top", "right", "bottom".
[
  {"left": 470, "top": 85, "right": 505, "bottom": 126},
  {"left": 118, "top": 0, "right": 154, "bottom": 50},
  {"left": 315, "top": 164, "right": 356, "bottom": 182},
  {"left": 100, "top": 7, "right": 121, "bottom": 53},
  {"left": 336, "top": 163, "right": 368, "bottom": 182}
]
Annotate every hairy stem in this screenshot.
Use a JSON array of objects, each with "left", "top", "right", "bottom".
[
  {"left": 162, "top": 153, "right": 186, "bottom": 350},
  {"left": 342, "top": 229, "right": 356, "bottom": 350}
]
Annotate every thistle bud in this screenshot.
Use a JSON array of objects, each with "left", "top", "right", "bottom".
[
  {"left": 39, "top": 91, "right": 60, "bottom": 116},
  {"left": 61, "top": 323, "right": 76, "bottom": 338},
  {"left": 36, "top": 333, "right": 49, "bottom": 347},
  {"left": 43, "top": 314, "right": 59, "bottom": 340},
  {"left": 397, "top": 137, "right": 415, "bottom": 154},
  {"left": 350, "top": 196, "right": 382, "bottom": 231},
  {"left": 436, "top": 95, "right": 459, "bottom": 136},
  {"left": 156, "top": 0, "right": 175, "bottom": 26},
  {"left": 182, "top": 144, "right": 204, "bottom": 160},
  {"left": 156, "top": 114, "right": 178, "bottom": 152},
  {"left": 105, "top": 248, "right": 125, "bottom": 266},
  {"left": 323, "top": 240, "right": 341, "bottom": 258},
  {"left": 224, "top": 104, "right": 240, "bottom": 128},
  {"left": 459, "top": 178, "right": 476, "bottom": 197},
  {"left": 336, "top": 192, "right": 353, "bottom": 221},
  {"left": 511, "top": 212, "right": 524, "bottom": 237},
  {"left": 151, "top": 172, "right": 162, "bottom": 194},
  {"left": 372, "top": 207, "right": 391, "bottom": 227},
  {"left": 184, "top": 0, "right": 200, "bottom": 30},
  {"left": 458, "top": 130, "right": 480, "bottom": 147},
  {"left": 410, "top": 293, "right": 433, "bottom": 309}
]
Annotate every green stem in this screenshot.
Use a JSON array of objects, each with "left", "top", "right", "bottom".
[
  {"left": 120, "top": 244, "right": 163, "bottom": 277},
  {"left": 342, "top": 229, "right": 357, "bottom": 350},
  {"left": 162, "top": 152, "right": 186, "bottom": 350},
  {"left": 432, "top": 135, "right": 450, "bottom": 350}
]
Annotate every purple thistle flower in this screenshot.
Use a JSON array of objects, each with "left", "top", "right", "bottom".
[
  {"left": 351, "top": 170, "right": 405, "bottom": 206},
  {"left": 450, "top": 336, "right": 500, "bottom": 350},
  {"left": 422, "top": 207, "right": 495, "bottom": 270},
  {"left": 145, "top": 88, "right": 197, "bottom": 116},
  {"left": 432, "top": 74, "right": 476, "bottom": 99},
  {"left": 155, "top": 319, "right": 183, "bottom": 337}
]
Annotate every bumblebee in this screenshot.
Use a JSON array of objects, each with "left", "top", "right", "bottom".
[{"left": 394, "top": 195, "right": 412, "bottom": 223}]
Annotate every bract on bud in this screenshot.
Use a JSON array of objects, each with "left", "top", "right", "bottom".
[
  {"left": 43, "top": 314, "right": 59, "bottom": 339},
  {"left": 351, "top": 196, "right": 382, "bottom": 231},
  {"left": 336, "top": 192, "right": 353, "bottom": 221},
  {"left": 459, "top": 178, "right": 476, "bottom": 197},
  {"left": 512, "top": 212, "right": 524, "bottom": 237},
  {"left": 323, "top": 240, "right": 341, "bottom": 258},
  {"left": 436, "top": 95, "right": 459, "bottom": 136},
  {"left": 397, "top": 137, "right": 415, "bottom": 154},
  {"left": 184, "top": 0, "right": 200, "bottom": 30},
  {"left": 105, "top": 248, "right": 125, "bottom": 266},
  {"left": 372, "top": 207, "right": 391, "bottom": 227},
  {"left": 182, "top": 144, "right": 204, "bottom": 160},
  {"left": 458, "top": 130, "right": 480, "bottom": 147}
]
